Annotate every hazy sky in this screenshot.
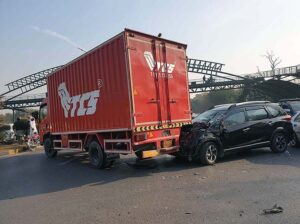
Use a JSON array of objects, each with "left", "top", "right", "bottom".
[{"left": 1, "top": 0, "right": 300, "bottom": 94}]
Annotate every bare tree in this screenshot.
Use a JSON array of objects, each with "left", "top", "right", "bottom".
[{"left": 262, "top": 50, "right": 281, "bottom": 78}]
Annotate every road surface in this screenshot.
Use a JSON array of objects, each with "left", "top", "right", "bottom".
[{"left": 0, "top": 147, "right": 300, "bottom": 224}]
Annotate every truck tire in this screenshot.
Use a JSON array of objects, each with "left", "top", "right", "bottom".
[
  {"left": 88, "top": 141, "right": 107, "bottom": 169},
  {"left": 198, "top": 142, "right": 218, "bottom": 165},
  {"left": 135, "top": 151, "right": 143, "bottom": 160},
  {"left": 271, "top": 132, "right": 287, "bottom": 153},
  {"left": 44, "top": 138, "right": 57, "bottom": 158}
]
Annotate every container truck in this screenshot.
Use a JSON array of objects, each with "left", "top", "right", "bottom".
[{"left": 39, "top": 29, "right": 191, "bottom": 168}]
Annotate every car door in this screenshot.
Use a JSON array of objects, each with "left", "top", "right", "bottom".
[
  {"left": 293, "top": 113, "right": 300, "bottom": 140},
  {"left": 221, "top": 108, "right": 251, "bottom": 149},
  {"left": 245, "top": 106, "right": 271, "bottom": 144}
]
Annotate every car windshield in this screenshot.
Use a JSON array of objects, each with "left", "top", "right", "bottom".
[
  {"left": 193, "top": 108, "right": 226, "bottom": 123},
  {"left": 289, "top": 101, "right": 300, "bottom": 112},
  {"left": 0, "top": 125, "right": 11, "bottom": 132}
]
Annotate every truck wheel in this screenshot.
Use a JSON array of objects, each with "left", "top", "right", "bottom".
[
  {"left": 198, "top": 142, "right": 218, "bottom": 165},
  {"left": 44, "top": 138, "right": 57, "bottom": 158},
  {"left": 271, "top": 132, "right": 287, "bottom": 153},
  {"left": 135, "top": 151, "right": 143, "bottom": 160},
  {"left": 88, "top": 141, "right": 107, "bottom": 169}
]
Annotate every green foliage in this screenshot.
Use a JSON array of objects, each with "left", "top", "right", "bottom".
[
  {"left": 0, "top": 109, "right": 38, "bottom": 125},
  {"left": 191, "top": 90, "right": 242, "bottom": 113},
  {"left": 0, "top": 113, "right": 13, "bottom": 124}
]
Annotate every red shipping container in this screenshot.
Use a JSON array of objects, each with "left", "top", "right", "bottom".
[{"left": 40, "top": 29, "right": 191, "bottom": 166}]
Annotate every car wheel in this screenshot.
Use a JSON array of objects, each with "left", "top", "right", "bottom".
[
  {"left": 289, "top": 132, "right": 300, "bottom": 148},
  {"left": 271, "top": 132, "right": 287, "bottom": 153},
  {"left": 44, "top": 138, "right": 57, "bottom": 158},
  {"left": 88, "top": 141, "right": 107, "bottom": 169},
  {"left": 198, "top": 142, "right": 218, "bottom": 165}
]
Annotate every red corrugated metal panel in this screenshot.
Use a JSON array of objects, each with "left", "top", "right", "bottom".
[
  {"left": 48, "top": 33, "right": 132, "bottom": 133},
  {"left": 125, "top": 30, "right": 191, "bottom": 127}
]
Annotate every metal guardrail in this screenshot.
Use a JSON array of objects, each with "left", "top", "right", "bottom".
[
  {"left": 0, "top": 93, "right": 46, "bottom": 109},
  {"left": 243, "top": 65, "right": 300, "bottom": 78},
  {"left": 2, "top": 93, "right": 46, "bottom": 102}
]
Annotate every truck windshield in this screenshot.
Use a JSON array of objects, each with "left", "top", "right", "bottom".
[{"left": 0, "top": 125, "right": 11, "bottom": 132}]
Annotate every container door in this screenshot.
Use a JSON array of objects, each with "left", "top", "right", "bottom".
[
  {"left": 127, "top": 35, "right": 191, "bottom": 126},
  {"left": 155, "top": 41, "right": 191, "bottom": 125}
]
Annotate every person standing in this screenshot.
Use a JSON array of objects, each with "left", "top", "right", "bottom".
[{"left": 13, "top": 117, "right": 26, "bottom": 142}]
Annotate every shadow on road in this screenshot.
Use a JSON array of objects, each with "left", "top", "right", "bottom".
[
  {"left": 219, "top": 147, "right": 300, "bottom": 168},
  {"left": 0, "top": 151, "right": 200, "bottom": 201},
  {"left": 0, "top": 146, "right": 299, "bottom": 201}
]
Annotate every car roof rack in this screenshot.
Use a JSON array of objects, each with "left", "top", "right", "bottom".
[
  {"left": 278, "top": 98, "right": 300, "bottom": 102},
  {"left": 234, "top": 101, "right": 270, "bottom": 106},
  {"left": 213, "top": 103, "right": 234, "bottom": 108}
]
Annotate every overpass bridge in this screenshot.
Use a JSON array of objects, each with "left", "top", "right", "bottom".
[
  {"left": 188, "top": 63, "right": 300, "bottom": 93},
  {"left": 1, "top": 59, "right": 300, "bottom": 110},
  {"left": 1, "top": 93, "right": 46, "bottom": 110}
]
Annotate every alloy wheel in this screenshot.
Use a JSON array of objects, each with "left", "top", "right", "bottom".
[
  {"left": 275, "top": 135, "right": 287, "bottom": 151},
  {"left": 206, "top": 144, "right": 217, "bottom": 163}
]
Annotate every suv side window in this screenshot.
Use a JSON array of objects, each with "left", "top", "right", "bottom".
[
  {"left": 281, "top": 104, "right": 290, "bottom": 110},
  {"left": 223, "top": 111, "right": 246, "bottom": 128},
  {"left": 246, "top": 108, "right": 268, "bottom": 121},
  {"left": 266, "top": 105, "right": 285, "bottom": 117}
]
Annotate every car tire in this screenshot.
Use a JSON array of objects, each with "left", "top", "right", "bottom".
[
  {"left": 198, "top": 142, "right": 218, "bottom": 165},
  {"left": 88, "top": 141, "right": 107, "bottom": 169},
  {"left": 271, "top": 132, "right": 288, "bottom": 153},
  {"left": 44, "top": 138, "right": 57, "bottom": 158},
  {"left": 289, "top": 132, "right": 300, "bottom": 148}
]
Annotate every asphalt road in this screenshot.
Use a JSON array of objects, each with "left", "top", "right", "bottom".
[{"left": 0, "top": 147, "right": 300, "bottom": 224}]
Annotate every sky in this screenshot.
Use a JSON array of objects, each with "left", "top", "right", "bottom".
[{"left": 1, "top": 0, "right": 300, "bottom": 95}]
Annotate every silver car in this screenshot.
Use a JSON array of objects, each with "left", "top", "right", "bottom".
[
  {"left": 290, "top": 112, "right": 300, "bottom": 147},
  {"left": 0, "top": 124, "right": 15, "bottom": 144}
]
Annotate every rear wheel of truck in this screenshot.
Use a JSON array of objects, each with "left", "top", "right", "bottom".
[
  {"left": 88, "top": 141, "right": 109, "bottom": 169},
  {"left": 198, "top": 142, "right": 218, "bottom": 165},
  {"left": 44, "top": 138, "right": 57, "bottom": 158}
]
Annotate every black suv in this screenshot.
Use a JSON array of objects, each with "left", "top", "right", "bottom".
[
  {"left": 179, "top": 101, "right": 293, "bottom": 165},
  {"left": 278, "top": 99, "right": 300, "bottom": 116}
]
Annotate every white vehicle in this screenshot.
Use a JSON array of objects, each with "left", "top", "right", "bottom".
[{"left": 290, "top": 112, "right": 300, "bottom": 147}]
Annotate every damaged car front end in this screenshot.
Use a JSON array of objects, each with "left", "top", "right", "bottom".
[{"left": 179, "top": 120, "right": 223, "bottom": 163}]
